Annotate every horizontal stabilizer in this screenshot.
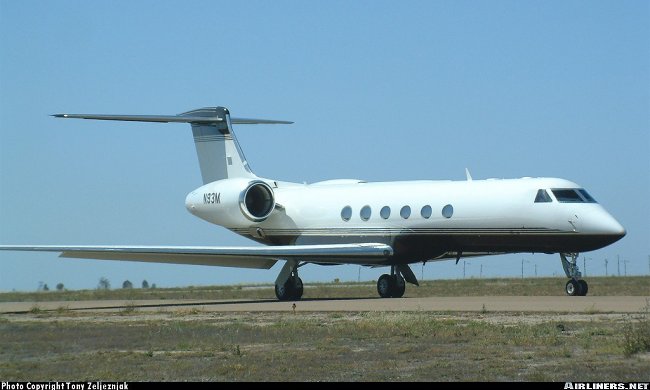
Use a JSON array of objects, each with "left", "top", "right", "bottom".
[
  {"left": 52, "top": 113, "right": 293, "bottom": 125},
  {"left": 229, "top": 118, "right": 294, "bottom": 125},
  {"left": 0, "top": 243, "right": 393, "bottom": 268}
]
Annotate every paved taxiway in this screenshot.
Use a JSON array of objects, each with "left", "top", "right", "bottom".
[{"left": 1, "top": 296, "right": 648, "bottom": 314}]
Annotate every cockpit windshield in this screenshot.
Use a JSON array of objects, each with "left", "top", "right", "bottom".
[
  {"left": 577, "top": 189, "right": 596, "bottom": 202},
  {"left": 551, "top": 188, "right": 597, "bottom": 203}
]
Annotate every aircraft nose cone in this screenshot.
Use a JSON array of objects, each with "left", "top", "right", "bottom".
[
  {"left": 599, "top": 213, "right": 626, "bottom": 245},
  {"left": 609, "top": 220, "right": 626, "bottom": 240}
]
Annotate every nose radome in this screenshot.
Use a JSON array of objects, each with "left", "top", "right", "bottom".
[
  {"left": 597, "top": 211, "right": 626, "bottom": 242},
  {"left": 608, "top": 218, "right": 626, "bottom": 239}
]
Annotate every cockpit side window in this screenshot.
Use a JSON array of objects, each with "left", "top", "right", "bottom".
[{"left": 534, "top": 189, "right": 552, "bottom": 203}]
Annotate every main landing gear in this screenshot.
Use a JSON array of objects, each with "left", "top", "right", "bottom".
[
  {"left": 376, "top": 264, "right": 419, "bottom": 298},
  {"left": 273, "top": 261, "right": 420, "bottom": 301},
  {"left": 275, "top": 260, "right": 303, "bottom": 301},
  {"left": 377, "top": 273, "right": 406, "bottom": 298},
  {"left": 275, "top": 275, "right": 303, "bottom": 301},
  {"left": 560, "top": 253, "right": 588, "bottom": 296}
]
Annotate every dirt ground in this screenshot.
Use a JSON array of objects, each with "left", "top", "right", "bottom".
[{"left": 1, "top": 308, "right": 649, "bottom": 381}]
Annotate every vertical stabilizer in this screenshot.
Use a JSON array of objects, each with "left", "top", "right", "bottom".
[
  {"left": 181, "top": 107, "right": 256, "bottom": 183},
  {"left": 52, "top": 106, "right": 292, "bottom": 185}
]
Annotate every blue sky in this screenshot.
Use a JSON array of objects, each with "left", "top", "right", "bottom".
[{"left": 1, "top": 1, "right": 648, "bottom": 291}]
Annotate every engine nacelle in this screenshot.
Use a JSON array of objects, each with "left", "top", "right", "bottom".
[
  {"left": 185, "top": 178, "right": 276, "bottom": 226},
  {"left": 239, "top": 180, "right": 276, "bottom": 222}
]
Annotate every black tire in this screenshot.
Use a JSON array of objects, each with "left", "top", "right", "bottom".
[
  {"left": 275, "top": 282, "right": 292, "bottom": 301},
  {"left": 578, "top": 280, "right": 588, "bottom": 296},
  {"left": 275, "top": 277, "right": 304, "bottom": 301},
  {"left": 377, "top": 274, "right": 393, "bottom": 298},
  {"left": 392, "top": 275, "right": 406, "bottom": 298},
  {"left": 294, "top": 277, "right": 304, "bottom": 299},
  {"left": 565, "top": 279, "right": 580, "bottom": 296}
]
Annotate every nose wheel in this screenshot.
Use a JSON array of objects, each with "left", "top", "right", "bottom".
[
  {"left": 565, "top": 279, "right": 588, "bottom": 296},
  {"left": 578, "top": 280, "right": 588, "bottom": 295}
]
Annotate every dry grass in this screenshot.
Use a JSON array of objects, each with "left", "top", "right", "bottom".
[
  {"left": 1, "top": 277, "right": 649, "bottom": 381},
  {"left": 622, "top": 300, "right": 650, "bottom": 357},
  {"left": 0, "top": 310, "right": 649, "bottom": 381},
  {"left": 1, "top": 276, "right": 649, "bottom": 303}
]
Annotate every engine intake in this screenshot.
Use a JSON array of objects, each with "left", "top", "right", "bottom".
[{"left": 239, "top": 181, "right": 275, "bottom": 222}]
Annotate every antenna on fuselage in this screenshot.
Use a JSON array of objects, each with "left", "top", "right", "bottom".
[{"left": 465, "top": 168, "right": 473, "bottom": 181}]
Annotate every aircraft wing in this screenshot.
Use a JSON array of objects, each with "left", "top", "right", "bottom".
[{"left": 0, "top": 243, "right": 393, "bottom": 269}]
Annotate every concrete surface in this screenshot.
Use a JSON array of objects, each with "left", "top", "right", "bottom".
[{"left": 1, "top": 295, "right": 648, "bottom": 314}]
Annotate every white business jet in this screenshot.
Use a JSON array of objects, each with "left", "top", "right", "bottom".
[{"left": 0, "top": 107, "right": 625, "bottom": 300}]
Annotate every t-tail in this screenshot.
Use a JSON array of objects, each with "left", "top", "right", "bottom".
[{"left": 53, "top": 107, "right": 292, "bottom": 183}]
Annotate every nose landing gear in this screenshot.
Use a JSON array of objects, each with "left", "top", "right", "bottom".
[{"left": 560, "top": 253, "right": 588, "bottom": 296}]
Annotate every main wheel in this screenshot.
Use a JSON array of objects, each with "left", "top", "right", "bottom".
[
  {"left": 275, "top": 277, "right": 304, "bottom": 301},
  {"left": 275, "top": 281, "right": 293, "bottom": 301},
  {"left": 377, "top": 274, "right": 393, "bottom": 298},
  {"left": 578, "top": 280, "right": 588, "bottom": 296},
  {"left": 294, "top": 276, "right": 304, "bottom": 299},
  {"left": 565, "top": 279, "right": 580, "bottom": 296},
  {"left": 392, "top": 275, "right": 406, "bottom": 298}
]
